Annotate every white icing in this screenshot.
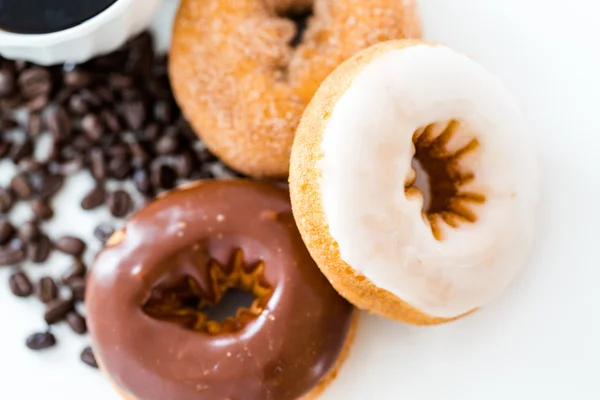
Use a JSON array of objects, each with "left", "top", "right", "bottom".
[{"left": 320, "top": 45, "right": 539, "bottom": 318}]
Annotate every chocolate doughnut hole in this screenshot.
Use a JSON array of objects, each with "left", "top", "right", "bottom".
[{"left": 142, "top": 249, "right": 272, "bottom": 335}]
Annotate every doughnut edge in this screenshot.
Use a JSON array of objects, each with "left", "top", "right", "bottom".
[{"left": 98, "top": 300, "right": 359, "bottom": 400}]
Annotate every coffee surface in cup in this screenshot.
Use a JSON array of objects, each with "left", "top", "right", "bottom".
[{"left": 0, "top": 0, "right": 119, "bottom": 34}]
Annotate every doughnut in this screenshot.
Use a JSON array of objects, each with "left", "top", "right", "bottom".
[
  {"left": 85, "top": 180, "right": 357, "bottom": 400},
  {"left": 289, "top": 40, "right": 540, "bottom": 325},
  {"left": 169, "top": 0, "right": 422, "bottom": 178}
]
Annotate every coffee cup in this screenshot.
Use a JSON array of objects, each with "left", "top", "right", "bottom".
[{"left": 0, "top": 0, "right": 163, "bottom": 65}]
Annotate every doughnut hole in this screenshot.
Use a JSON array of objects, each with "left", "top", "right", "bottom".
[
  {"left": 280, "top": 8, "right": 313, "bottom": 48},
  {"left": 273, "top": 3, "right": 314, "bottom": 81},
  {"left": 143, "top": 249, "right": 273, "bottom": 335},
  {"left": 406, "top": 120, "right": 486, "bottom": 241}
]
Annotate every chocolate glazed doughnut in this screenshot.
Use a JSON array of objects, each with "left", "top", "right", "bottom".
[{"left": 86, "top": 180, "right": 356, "bottom": 400}]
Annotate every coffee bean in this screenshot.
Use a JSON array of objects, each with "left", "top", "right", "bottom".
[
  {"left": 0, "top": 220, "right": 15, "bottom": 245},
  {"left": 78, "top": 89, "right": 102, "bottom": 108},
  {"left": 94, "top": 223, "right": 115, "bottom": 245},
  {"left": 8, "top": 140, "right": 33, "bottom": 163},
  {"left": 155, "top": 132, "right": 179, "bottom": 155},
  {"left": 68, "top": 94, "right": 89, "bottom": 115},
  {"left": 54, "top": 87, "right": 75, "bottom": 105},
  {"left": 69, "top": 277, "right": 86, "bottom": 302},
  {"left": 126, "top": 32, "right": 154, "bottom": 76},
  {"left": 61, "top": 259, "right": 87, "bottom": 284},
  {"left": 27, "top": 170, "right": 46, "bottom": 194},
  {"left": 0, "top": 140, "right": 11, "bottom": 159},
  {"left": 55, "top": 236, "right": 86, "bottom": 257},
  {"left": 121, "top": 100, "right": 146, "bottom": 130},
  {"left": 28, "top": 234, "right": 52, "bottom": 263},
  {"left": 109, "top": 73, "right": 134, "bottom": 89},
  {"left": 46, "top": 139, "right": 62, "bottom": 162},
  {"left": 107, "top": 190, "right": 132, "bottom": 218},
  {"left": 0, "top": 94, "right": 23, "bottom": 110},
  {"left": 81, "top": 114, "right": 104, "bottom": 142},
  {"left": 133, "top": 169, "right": 153, "bottom": 195},
  {"left": 89, "top": 147, "right": 107, "bottom": 181},
  {"left": 81, "top": 185, "right": 105, "bottom": 210},
  {"left": 20, "top": 82, "right": 50, "bottom": 106},
  {"left": 13, "top": 60, "right": 27, "bottom": 72},
  {"left": 0, "top": 187, "right": 14, "bottom": 213},
  {"left": 36, "top": 277, "right": 58, "bottom": 303},
  {"left": 63, "top": 70, "right": 91, "bottom": 88},
  {"left": 19, "top": 158, "right": 44, "bottom": 172},
  {"left": 27, "top": 94, "right": 49, "bottom": 112},
  {"left": 0, "top": 68, "right": 16, "bottom": 97},
  {"left": 95, "top": 86, "right": 114, "bottom": 104},
  {"left": 26, "top": 332, "right": 56, "bottom": 350},
  {"left": 101, "top": 109, "right": 122, "bottom": 133},
  {"left": 154, "top": 100, "right": 174, "bottom": 123},
  {"left": 71, "top": 134, "right": 91, "bottom": 152},
  {"left": 18, "top": 67, "right": 51, "bottom": 99},
  {"left": 143, "top": 123, "right": 161, "bottom": 140},
  {"left": 66, "top": 311, "right": 87, "bottom": 334},
  {"left": 26, "top": 113, "right": 44, "bottom": 137},
  {"left": 109, "top": 156, "right": 131, "bottom": 180},
  {"left": 44, "top": 298, "right": 74, "bottom": 325},
  {"left": 46, "top": 106, "right": 72, "bottom": 141},
  {"left": 38, "top": 174, "right": 64, "bottom": 199},
  {"left": 152, "top": 56, "right": 168, "bottom": 77},
  {"left": 0, "top": 246, "right": 25, "bottom": 266},
  {"left": 0, "top": 115, "right": 18, "bottom": 130},
  {"left": 129, "top": 140, "right": 152, "bottom": 166},
  {"left": 121, "top": 87, "right": 141, "bottom": 102},
  {"left": 106, "top": 142, "right": 130, "bottom": 159},
  {"left": 99, "top": 132, "right": 118, "bottom": 148},
  {"left": 81, "top": 347, "right": 98, "bottom": 368},
  {"left": 92, "top": 49, "right": 125, "bottom": 70},
  {"left": 18, "top": 221, "right": 40, "bottom": 242},
  {"left": 31, "top": 199, "right": 54, "bottom": 220},
  {"left": 176, "top": 151, "right": 196, "bottom": 179},
  {"left": 9, "top": 271, "right": 33, "bottom": 298},
  {"left": 10, "top": 173, "right": 33, "bottom": 199},
  {"left": 152, "top": 164, "right": 177, "bottom": 190}
]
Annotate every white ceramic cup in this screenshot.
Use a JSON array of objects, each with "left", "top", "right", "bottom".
[{"left": 0, "top": 0, "right": 163, "bottom": 65}]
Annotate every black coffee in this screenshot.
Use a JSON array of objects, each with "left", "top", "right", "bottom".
[{"left": 0, "top": 0, "right": 119, "bottom": 34}]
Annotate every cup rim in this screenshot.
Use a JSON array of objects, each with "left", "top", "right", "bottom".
[{"left": 0, "top": 0, "right": 133, "bottom": 46}]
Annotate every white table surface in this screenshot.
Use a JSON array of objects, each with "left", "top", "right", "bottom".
[{"left": 1, "top": 0, "right": 599, "bottom": 399}]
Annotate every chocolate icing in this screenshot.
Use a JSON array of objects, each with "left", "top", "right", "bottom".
[{"left": 86, "top": 180, "right": 354, "bottom": 400}]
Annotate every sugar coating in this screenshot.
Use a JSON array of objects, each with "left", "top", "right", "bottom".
[
  {"left": 169, "top": 0, "right": 421, "bottom": 178},
  {"left": 320, "top": 45, "right": 539, "bottom": 318}
]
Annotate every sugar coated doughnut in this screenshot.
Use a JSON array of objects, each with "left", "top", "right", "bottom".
[
  {"left": 169, "top": 0, "right": 422, "bottom": 178},
  {"left": 86, "top": 180, "right": 357, "bottom": 400},
  {"left": 290, "top": 40, "right": 540, "bottom": 325}
]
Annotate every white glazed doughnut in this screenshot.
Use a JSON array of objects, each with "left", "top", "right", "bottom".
[{"left": 289, "top": 40, "right": 539, "bottom": 324}]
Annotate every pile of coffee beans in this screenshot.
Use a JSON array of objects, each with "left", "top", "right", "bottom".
[{"left": 0, "top": 32, "right": 240, "bottom": 368}]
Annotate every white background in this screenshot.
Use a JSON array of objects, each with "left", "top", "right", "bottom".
[{"left": 1, "top": 0, "right": 600, "bottom": 398}]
